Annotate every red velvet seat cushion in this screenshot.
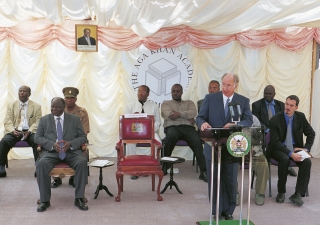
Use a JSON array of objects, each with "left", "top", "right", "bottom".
[
  {"left": 54, "top": 163, "right": 71, "bottom": 168},
  {"left": 119, "top": 155, "right": 159, "bottom": 166}
]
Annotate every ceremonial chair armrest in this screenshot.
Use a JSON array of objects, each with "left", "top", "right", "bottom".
[{"left": 153, "top": 139, "right": 162, "bottom": 160}]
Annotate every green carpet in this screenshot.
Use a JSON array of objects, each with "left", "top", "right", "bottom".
[{"left": 197, "top": 220, "right": 254, "bottom": 225}]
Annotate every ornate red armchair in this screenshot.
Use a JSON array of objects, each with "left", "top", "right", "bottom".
[{"left": 115, "top": 115, "right": 163, "bottom": 202}]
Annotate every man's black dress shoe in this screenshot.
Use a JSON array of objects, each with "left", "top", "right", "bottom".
[
  {"left": 37, "top": 201, "right": 50, "bottom": 212},
  {"left": 34, "top": 171, "right": 37, "bottom": 177},
  {"left": 221, "top": 212, "right": 233, "bottom": 220},
  {"left": 74, "top": 198, "right": 88, "bottom": 211},
  {"left": 0, "top": 171, "right": 6, "bottom": 178},
  {"left": 51, "top": 178, "right": 62, "bottom": 188},
  {"left": 276, "top": 193, "right": 285, "bottom": 203},
  {"left": 69, "top": 176, "right": 75, "bottom": 187},
  {"left": 288, "top": 167, "right": 297, "bottom": 177},
  {"left": 289, "top": 193, "right": 304, "bottom": 206},
  {"left": 131, "top": 176, "right": 139, "bottom": 180},
  {"left": 199, "top": 171, "right": 208, "bottom": 182}
]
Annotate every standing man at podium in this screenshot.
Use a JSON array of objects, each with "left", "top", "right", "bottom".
[{"left": 196, "top": 73, "right": 252, "bottom": 220}]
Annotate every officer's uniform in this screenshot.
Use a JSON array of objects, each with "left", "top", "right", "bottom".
[{"left": 62, "top": 87, "right": 90, "bottom": 134}]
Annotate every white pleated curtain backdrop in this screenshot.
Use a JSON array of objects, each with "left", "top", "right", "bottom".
[{"left": 1, "top": 40, "right": 316, "bottom": 159}]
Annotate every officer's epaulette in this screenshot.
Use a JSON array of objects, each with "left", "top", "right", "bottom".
[{"left": 80, "top": 107, "right": 87, "bottom": 113}]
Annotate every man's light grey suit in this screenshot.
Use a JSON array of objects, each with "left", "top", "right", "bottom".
[{"left": 35, "top": 113, "right": 87, "bottom": 202}]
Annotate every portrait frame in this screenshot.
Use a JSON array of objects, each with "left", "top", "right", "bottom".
[{"left": 75, "top": 24, "right": 98, "bottom": 52}]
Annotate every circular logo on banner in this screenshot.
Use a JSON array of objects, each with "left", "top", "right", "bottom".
[
  {"left": 131, "top": 48, "right": 193, "bottom": 107},
  {"left": 226, "top": 132, "right": 251, "bottom": 157}
]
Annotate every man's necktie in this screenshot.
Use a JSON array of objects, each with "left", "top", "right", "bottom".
[
  {"left": 139, "top": 101, "right": 145, "bottom": 113},
  {"left": 16, "top": 103, "right": 25, "bottom": 130},
  {"left": 285, "top": 117, "right": 294, "bottom": 151},
  {"left": 268, "top": 103, "right": 273, "bottom": 120},
  {"left": 86, "top": 37, "right": 91, "bottom": 45},
  {"left": 57, "top": 118, "right": 66, "bottom": 160},
  {"left": 224, "top": 98, "right": 230, "bottom": 118}
]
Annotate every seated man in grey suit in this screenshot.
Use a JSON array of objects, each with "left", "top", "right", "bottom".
[{"left": 35, "top": 97, "right": 88, "bottom": 212}]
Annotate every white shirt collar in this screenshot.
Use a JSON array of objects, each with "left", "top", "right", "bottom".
[
  {"left": 20, "top": 100, "right": 28, "bottom": 107},
  {"left": 223, "top": 94, "right": 234, "bottom": 107},
  {"left": 54, "top": 112, "right": 65, "bottom": 121}
]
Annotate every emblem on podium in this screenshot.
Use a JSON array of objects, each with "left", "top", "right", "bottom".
[{"left": 227, "top": 132, "right": 251, "bottom": 157}]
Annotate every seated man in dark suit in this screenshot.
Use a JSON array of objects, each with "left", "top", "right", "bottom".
[
  {"left": 252, "top": 85, "right": 297, "bottom": 177},
  {"left": 78, "top": 28, "right": 96, "bottom": 45},
  {"left": 267, "top": 95, "right": 314, "bottom": 206},
  {"left": 35, "top": 97, "right": 88, "bottom": 212},
  {"left": 161, "top": 84, "right": 207, "bottom": 182},
  {"left": 197, "top": 80, "right": 220, "bottom": 112}
]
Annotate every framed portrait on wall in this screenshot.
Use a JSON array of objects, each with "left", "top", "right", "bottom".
[{"left": 75, "top": 24, "right": 98, "bottom": 52}]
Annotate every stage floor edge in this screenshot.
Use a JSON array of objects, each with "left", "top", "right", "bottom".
[{"left": 196, "top": 220, "right": 254, "bottom": 225}]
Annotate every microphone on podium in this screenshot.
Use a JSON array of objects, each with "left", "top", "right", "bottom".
[
  {"left": 235, "top": 101, "right": 242, "bottom": 116},
  {"left": 228, "top": 102, "right": 235, "bottom": 118}
]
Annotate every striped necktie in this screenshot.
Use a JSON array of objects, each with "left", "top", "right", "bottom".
[
  {"left": 224, "top": 98, "right": 230, "bottom": 118},
  {"left": 57, "top": 117, "right": 66, "bottom": 160}
]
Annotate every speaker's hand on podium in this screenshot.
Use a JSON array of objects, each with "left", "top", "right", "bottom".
[
  {"left": 201, "top": 122, "right": 211, "bottom": 131},
  {"left": 223, "top": 123, "right": 236, "bottom": 128}
]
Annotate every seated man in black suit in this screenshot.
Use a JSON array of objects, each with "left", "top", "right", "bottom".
[
  {"left": 267, "top": 95, "right": 314, "bottom": 206},
  {"left": 161, "top": 84, "right": 207, "bottom": 182},
  {"left": 252, "top": 85, "right": 297, "bottom": 177},
  {"left": 78, "top": 28, "right": 96, "bottom": 45},
  {"left": 197, "top": 80, "right": 220, "bottom": 112}
]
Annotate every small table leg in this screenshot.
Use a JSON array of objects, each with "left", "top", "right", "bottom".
[
  {"left": 94, "top": 167, "right": 113, "bottom": 199},
  {"left": 161, "top": 163, "right": 183, "bottom": 194}
]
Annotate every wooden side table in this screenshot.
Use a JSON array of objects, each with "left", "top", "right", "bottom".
[
  {"left": 89, "top": 161, "right": 114, "bottom": 199},
  {"left": 160, "top": 157, "right": 185, "bottom": 194}
]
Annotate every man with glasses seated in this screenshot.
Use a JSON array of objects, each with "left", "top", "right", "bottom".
[{"left": 124, "top": 85, "right": 161, "bottom": 180}]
